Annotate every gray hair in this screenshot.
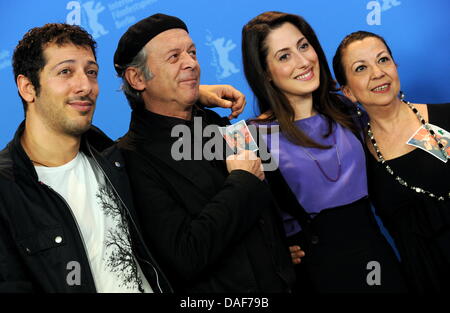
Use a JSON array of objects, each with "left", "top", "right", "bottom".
[{"left": 120, "top": 46, "right": 153, "bottom": 110}]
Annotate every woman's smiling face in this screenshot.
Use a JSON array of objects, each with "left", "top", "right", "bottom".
[{"left": 341, "top": 36, "right": 400, "bottom": 109}]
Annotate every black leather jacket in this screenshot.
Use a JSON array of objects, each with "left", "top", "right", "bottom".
[{"left": 0, "top": 122, "right": 172, "bottom": 293}]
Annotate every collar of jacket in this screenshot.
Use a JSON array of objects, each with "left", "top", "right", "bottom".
[
  {"left": 128, "top": 103, "right": 207, "bottom": 142},
  {"left": 9, "top": 120, "right": 114, "bottom": 181}
]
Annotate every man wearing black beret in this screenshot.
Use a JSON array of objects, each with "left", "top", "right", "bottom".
[{"left": 116, "top": 13, "right": 296, "bottom": 292}]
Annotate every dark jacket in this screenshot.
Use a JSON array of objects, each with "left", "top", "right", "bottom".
[
  {"left": 0, "top": 121, "right": 172, "bottom": 293},
  {"left": 117, "top": 107, "right": 295, "bottom": 293}
]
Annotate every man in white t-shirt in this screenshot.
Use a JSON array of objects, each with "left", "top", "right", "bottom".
[
  {"left": 34, "top": 152, "right": 154, "bottom": 292},
  {"left": 0, "top": 23, "right": 169, "bottom": 293}
]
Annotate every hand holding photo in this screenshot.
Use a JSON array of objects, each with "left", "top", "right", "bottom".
[{"left": 219, "top": 120, "right": 259, "bottom": 153}]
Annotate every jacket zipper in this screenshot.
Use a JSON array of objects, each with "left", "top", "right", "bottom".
[
  {"left": 86, "top": 143, "right": 167, "bottom": 293},
  {"left": 41, "top": 183, "right": 98, "bottom": 292}
]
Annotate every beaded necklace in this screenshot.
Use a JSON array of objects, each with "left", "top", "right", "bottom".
[{"left": 365, "top": 95, "right": 450, "bottom": 201}]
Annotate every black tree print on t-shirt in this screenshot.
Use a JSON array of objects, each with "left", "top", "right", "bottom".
[{"left": 96, "top": 184, "right": 144, "bottom": 292}]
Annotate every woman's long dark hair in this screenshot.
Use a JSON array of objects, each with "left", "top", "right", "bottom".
[{"left": 242, "top": 11, "right": 357, "bottom": 148}]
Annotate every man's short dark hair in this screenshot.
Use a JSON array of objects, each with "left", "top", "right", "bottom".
[{"left": 12, "top": 23, "right": 97, "bottom": 113}]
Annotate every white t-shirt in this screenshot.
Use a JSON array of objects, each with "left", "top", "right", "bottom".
[{"left": 35, "top": 152, "right": 153, "bottom": 293}]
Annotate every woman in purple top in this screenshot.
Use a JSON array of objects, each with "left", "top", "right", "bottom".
[{"left": 241, "top": 11, "right": 407, "bottom": 292}]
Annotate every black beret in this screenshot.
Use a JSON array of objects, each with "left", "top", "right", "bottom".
[{"left": 114, "top": 13, "right": 188, "bottom": 75}]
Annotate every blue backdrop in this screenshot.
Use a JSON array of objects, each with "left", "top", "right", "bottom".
[{"left": 1, "top": 0, "right": 449, "bottom": 147}]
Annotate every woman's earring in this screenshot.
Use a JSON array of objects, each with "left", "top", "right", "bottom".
[{"left": 355, "top": 104, "right": 362, "bottom": 117}]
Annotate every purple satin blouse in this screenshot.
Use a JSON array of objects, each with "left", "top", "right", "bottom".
[{"left": 261, "top": 114, "right": 368, "bottom": 236}]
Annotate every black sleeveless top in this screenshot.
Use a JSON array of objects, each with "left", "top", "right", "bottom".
[{"left": 367, "top": 103, "right": 450, "bottom": 293}]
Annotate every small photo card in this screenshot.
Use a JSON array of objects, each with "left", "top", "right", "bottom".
[
  {"left": 406, "top": 123, "right": 450, "bottom": 163},
  {"left": 219, "top": 120, "right": 259, "bottom": 153}
]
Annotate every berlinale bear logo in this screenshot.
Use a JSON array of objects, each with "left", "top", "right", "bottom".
[
  {"left": 66, "top": 1, "right": 109, "bottom": 39},
  {"left": 206, "top": 31, "right": 240, "bottom": 81}
]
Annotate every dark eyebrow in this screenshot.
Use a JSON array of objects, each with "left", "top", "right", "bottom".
[
  {"left": 274, "top": 37, "right": 306, "bottom": 56},
  {"left": 351, "top": 59, "right": 365, "bottom": 67},
  {"left": 376, "top": 50, "right": 388, "bottom": 58},
  {"left": 351, "top": 50, "right": 388, "bottom": 67},
  {"left": 51, "top": 59, "right": 98, "bottom": 71},
  {"left": 51, "top": 59, "right": 75, "bottom": 71}
]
